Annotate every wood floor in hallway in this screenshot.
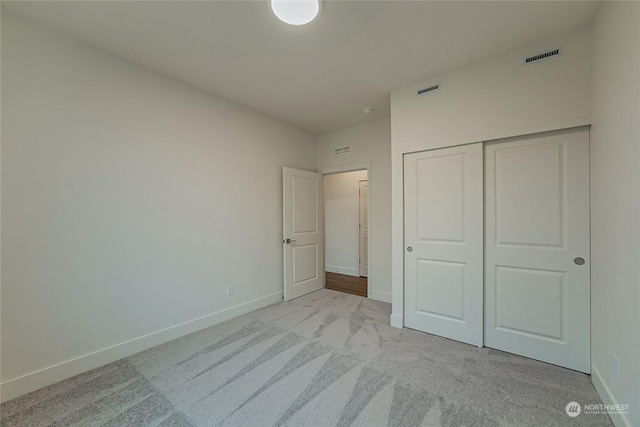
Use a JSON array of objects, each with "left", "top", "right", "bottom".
[{"left": 325, "top": 272, "right": 367, "bottom": 297}]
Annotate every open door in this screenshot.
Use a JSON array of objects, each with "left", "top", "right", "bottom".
[{"left": 283, "top": 167, "right": 324, "bottom": 301}]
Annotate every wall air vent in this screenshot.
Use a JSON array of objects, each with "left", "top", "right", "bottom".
[
  {"left": 417, "top": 84, "right": 440, "bottom": 96},
  {"left": 524, "top": 48, "right": 561, "bottom": 64},
  {"left": 334, "top": 145, "right": 351, "bottom": 156}
]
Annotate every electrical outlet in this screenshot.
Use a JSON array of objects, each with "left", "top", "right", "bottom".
[
  {"left": 226, "top": 285, "right": 234, "bottom": 296},
  {"left": 613, "top": 355, "right": 620, "bottom": 379}
]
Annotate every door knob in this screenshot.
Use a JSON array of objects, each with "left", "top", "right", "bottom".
[
  {"left": 284, "top": 238, "right": 297, "bottom": 244},
  {"left": 407, "top": 246, "right": 413, "bottom": 252},
  {"left": 574, "top": 257, "right": 585, "bottom": 265}
]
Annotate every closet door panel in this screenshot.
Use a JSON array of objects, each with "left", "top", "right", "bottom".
[
  {"left": 404, "top": 143, "right": 483, "bottom": 347},
  {"left": 485, "top": 128, "right": 590, "bottom": 373}
]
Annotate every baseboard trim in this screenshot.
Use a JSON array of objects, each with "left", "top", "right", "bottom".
[
  {"left": 591, "top": 364, "right": 632, "bottom": 427},
  {"left": 390, "top": 313, "right": 403, "bottom": 329},
  {"left": 325, "top": 265, "right": 359, "bottom": 277},
  {"left": 369, "top": 290, "right": 392, "bottom": 304},
  {"left": 0, "top": 291, "right": 283, "bottom": 403}
]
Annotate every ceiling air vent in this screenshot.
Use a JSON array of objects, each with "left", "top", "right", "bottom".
[
  {"left": 417, "top": 84, "right": 440, "bottom": 96},
  {"left": 524, "top": 48, "right": 561, "bottom": 64},
  {"left": 334, "top": 145, "right": 351, "bottom": 156}
]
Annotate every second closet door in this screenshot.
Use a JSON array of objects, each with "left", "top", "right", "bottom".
[{"left": 484, "top": 128, "right": 590, "bottom": 373}]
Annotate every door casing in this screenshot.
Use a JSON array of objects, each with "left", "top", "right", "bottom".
[
  {"left": 319, "top": 162, "right": 373, "bottom": 298},
  {"left": 359, "top": 180, "right": 369, "bottom": 278}
]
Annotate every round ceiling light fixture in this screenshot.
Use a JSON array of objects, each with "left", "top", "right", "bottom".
[
  {"left": 362, "top": 107, "right": 374, "bottom": 115},
  {"left": 271, "top": 0, "right": 321, "bottom": 26}
]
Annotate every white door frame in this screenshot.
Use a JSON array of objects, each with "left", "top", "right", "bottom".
[
  {"left": 358, "top": 179, "right": 369, "bottom": 278},
  {"left": 319, "top": 162, "right": 372, "bottom": 298}
]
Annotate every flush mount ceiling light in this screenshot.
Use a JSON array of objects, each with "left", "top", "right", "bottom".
[{"left": 271, "top": 0, "right": 321, "bottom": 26}]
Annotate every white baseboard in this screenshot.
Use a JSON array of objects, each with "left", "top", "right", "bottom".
[
  {"left": 369, "top": 290, "right": 392, "bottom": 304},
  {"left": 0, "top": 291, "right": 283, "bottom": 403},
  {"left": 591, "top": 364, "right": 632, "bottom": 427},
  {"left": 390, "top": 313, "right": 403, "bottom": 329},
  {"left": 325, "top": 265, "right": 359, "bottom": 277}
]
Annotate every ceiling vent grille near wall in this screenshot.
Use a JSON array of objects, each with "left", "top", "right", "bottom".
[
  {"left": 524, "top": 48, "right": 561, "bottom": 64},
  {"left": 417, "top": 84, "right": 440, "bottom": 96},
  {"left": 334, "top": 145, "right": 351, "bottom": 156}
]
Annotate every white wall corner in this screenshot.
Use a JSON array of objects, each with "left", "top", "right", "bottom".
[
  {"left": 390, "top": 313, "right": 403, "bottom": 329},
  {"left": 0, "top": 292, "right": 283, "bottom": 403},
  {"left": 390, "top": 147, "right": 405, "bottom": 326},
  {"left": 591, "top": 364, "right": 632, "bottom": 427}
]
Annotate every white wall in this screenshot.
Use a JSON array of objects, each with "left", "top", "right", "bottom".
[
  {"left": 389, "top": 28, "right": 592, "bottom": 327},
  {"left": 324, "top": 170, "right": 368, "bottom": 277},
  {"left": 316, "top": 118, "right": 391, "bottom": 303},
  {"left": 590, "top": 2, "right": 640, "bottom": 426},
  {"left": 1, "top": 13, "right": 315, "bottom": 401}
]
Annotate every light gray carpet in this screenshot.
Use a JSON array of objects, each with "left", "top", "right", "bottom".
[{"left": 1, "top": 289, "right": 612, "bottom": 426}]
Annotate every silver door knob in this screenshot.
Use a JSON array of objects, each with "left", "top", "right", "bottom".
[
  {"left": 574, "top": 257, "right": 585, "bottom": 265},
  {"left": 284, "top": 238, "right": 297, "bottom": 244},
  {"left": 407, "top": 246, "right": 413, "bottom": 252}
]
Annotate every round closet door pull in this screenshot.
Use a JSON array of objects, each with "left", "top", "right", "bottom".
[
  {"left": 574, "top": 257, "right": 585, "bottom": 265},
  {"left": 407, "top": 247, "right": 413, "bottom": 252}
]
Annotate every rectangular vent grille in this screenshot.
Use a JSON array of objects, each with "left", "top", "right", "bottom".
[
  {"left": 525, "top": 48, "right": 561, "bottom": 64},
  {"left": 417, "top": 84, "right": 440, "bottom": 96},
  {"left": 334, "top": 145, "right": 351, "bottom": 156}
]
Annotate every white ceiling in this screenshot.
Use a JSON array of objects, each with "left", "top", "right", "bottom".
[{"left": 2, "top": 1, "right": 601, "bottom": 135}]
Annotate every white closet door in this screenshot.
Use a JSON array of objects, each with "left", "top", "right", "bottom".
[
  {"left": 404, "top": 143, "right": 483, "bottom": 347},
  {"left": 485, "top": 128, "right": 590, "bottom": 373}
]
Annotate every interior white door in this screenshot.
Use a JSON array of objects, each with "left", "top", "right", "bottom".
[
  {"left": 404, "top": 143, "right": 483, "bottom": 347},
  {"left": 484, "top": 127, "right": 590, "bottom": 373},
  {"left": 283, "top": 167, "right": 324, "bottom": 301},
  {"left": 359, "top": 180, "right": 368, "bottom": 278}
]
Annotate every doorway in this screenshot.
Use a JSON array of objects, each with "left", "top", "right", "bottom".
[{"left": 323, "top": 169, "right": 369, "bottom": 297}]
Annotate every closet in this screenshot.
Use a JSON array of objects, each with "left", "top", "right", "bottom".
[{"left": 404, "top": 127, "right": 590, "bottom": 373}]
